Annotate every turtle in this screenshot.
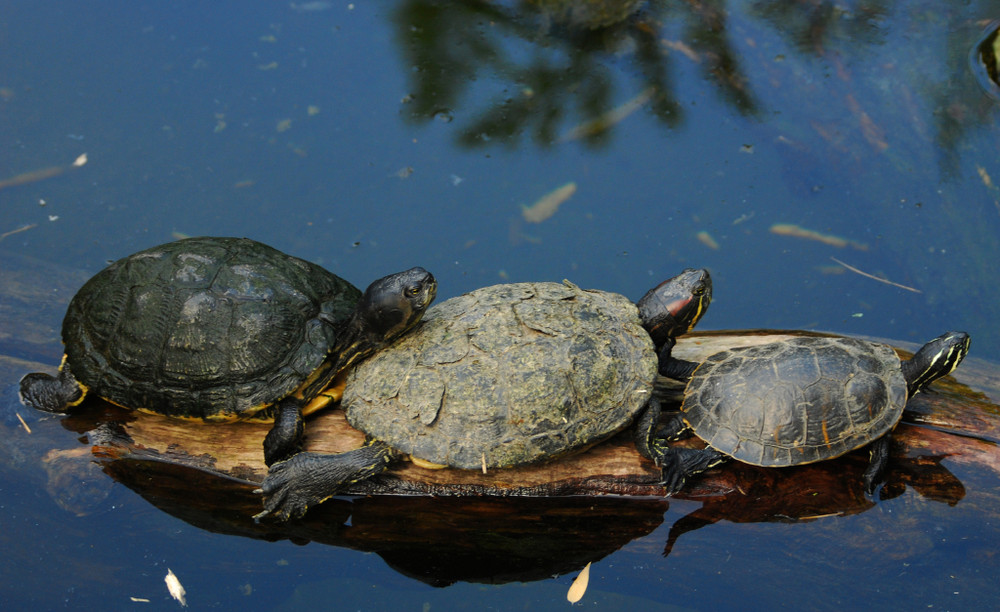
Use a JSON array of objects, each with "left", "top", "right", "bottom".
[
  {"left": 654, "top": 331, "right": 971, "bottom": 494},
  {"left": 18, "top": 236, "right": 437, "bottom": 466},
  {"left": 255, "top": 268, "right": 712, "bottom": 520}
]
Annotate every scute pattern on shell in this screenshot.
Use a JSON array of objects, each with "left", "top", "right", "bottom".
[
  {"left": 342, "top": 282, "right": 656, "bottom": 469},
  {"left": 682, "top": 336, "right": 907, "bottom": 466},
  {"left": 65, "top": 237, "right": 361, "bottom": 419}
]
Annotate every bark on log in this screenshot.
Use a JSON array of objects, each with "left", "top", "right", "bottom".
[{"left": 59, "top": 329, "right": 999, "bottom": 500}]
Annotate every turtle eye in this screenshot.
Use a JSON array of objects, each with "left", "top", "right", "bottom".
[{"left": 406, "top": 285, "right": 421, "bottom": 297}]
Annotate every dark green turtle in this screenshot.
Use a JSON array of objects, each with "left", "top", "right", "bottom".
[
  {"left": 19, "top": 237, "right": 436, "bottom": 465},
  {"left": 256, "top": 268, "right": 712, "bottom": 520},
  {"left": 656, "top": 331, "right": 971, "bottom": 493}
]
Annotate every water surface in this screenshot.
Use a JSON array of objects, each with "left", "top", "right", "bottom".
[{"left": 2, "top": 1, "right": 1000, "bottom": 609}]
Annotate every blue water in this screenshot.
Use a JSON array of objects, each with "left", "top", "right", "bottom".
[{"left": 3, "top": 1, "right": 1000, "bottom": 609}]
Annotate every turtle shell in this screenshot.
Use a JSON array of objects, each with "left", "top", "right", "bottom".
[
  {"left": 341, "top": 281, "right": 656, "bottom": 469},
  {"left": 64, "top": 237, "right": 361, "bottom": 419},
  {"left": 681, "top": 336, "right": 908, "bottom": 466}
]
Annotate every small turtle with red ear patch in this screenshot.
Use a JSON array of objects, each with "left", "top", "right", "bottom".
[{"left": 655, "top": 331, "right": 970, "bottom": 494}]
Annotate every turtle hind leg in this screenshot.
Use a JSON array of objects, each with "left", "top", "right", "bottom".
[
  {"left": 862, "top": 435, "right": 892, "bottom": 495},
  {"left": 658, "top": 447, "right": 729, "bottom": 494},
  {"left": 633, "top": 398, "right": 728, "bottom": 493},
  {"left": 19, "top": 363, "right": 85, "bottom": 413},
  {"left": 263, "top": 399, "right": 305, "bottom": 466},
  {"left": 254, "top": 440, "right": 399, "bottom": 521}
]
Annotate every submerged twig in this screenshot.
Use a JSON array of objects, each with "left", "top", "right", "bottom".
[
  {"left": 0, "top": 223, "right": 37, "bottom": 242},
  {"left": 15, "top": 412, "right": 32, "bottom": 434},
  {"left": 830, "top": 257, "right": 922, "bottom": 293}
]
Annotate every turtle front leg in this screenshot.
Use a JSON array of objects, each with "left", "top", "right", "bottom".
[
  {"left": 19, "top": 362, "right": 85, "bottom": 413},
  {"left": 263, "top": 399, "right": 305, "bottom": 467},
  {"left": 634, "top": 397, "right": 669, "bottom": 460},
  {"left": 254, "top": 440, "right": 399, "bottom": 521},
  {"left": 862, "top": 435, "right": 892, "bottom": 494},
  {"left": 657, "top": 337, "right": 699, "bottom": 381}
]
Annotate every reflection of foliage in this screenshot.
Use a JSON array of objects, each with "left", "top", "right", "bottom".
[
  {"left": 673, "top": 0, "right": 760, "bottom": 114},
  {"left": 392, "top": 0, "right": 764, "bottom": 147},
  {"left": 750, "top": 3, "right": 1000, "bottom": 354},
  {"left": 752, "top": 0, "right": 891, "bottom": 56}
]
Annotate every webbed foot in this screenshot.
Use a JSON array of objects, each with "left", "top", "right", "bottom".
[
  {"left": 658, "top": 448, "right": 729, "bottom": 494},
  {"left": 254, "top": 442, "right": 397, "bottom": 521},
  {"left": 19, "top": 363, "right": 84, "bottom": 413}
]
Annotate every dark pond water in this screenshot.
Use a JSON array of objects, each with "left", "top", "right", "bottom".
[{"left": 2, "top": 1, "right": 1000, "bottom": 609}]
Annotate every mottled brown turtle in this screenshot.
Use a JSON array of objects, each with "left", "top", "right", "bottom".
[{"left": 257, "top": 269, "right": 712, "bottom": 519}]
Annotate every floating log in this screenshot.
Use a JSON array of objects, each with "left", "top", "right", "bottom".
[{"left": 49, "top": 329, "right": 999, "bottom": 501}]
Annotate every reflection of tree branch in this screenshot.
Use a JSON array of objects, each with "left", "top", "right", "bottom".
[
  {"left": 392, "top": 0, "right": 761, "bottom": 148},
  {"left": 394, "top": 1, "right": 506, "bottom": 122},
  {"left": 680, "top": 0, "right": 760, "bottom": 115},
  {"left": 752, "top": 0, "right": 890, "bottom": 57}
]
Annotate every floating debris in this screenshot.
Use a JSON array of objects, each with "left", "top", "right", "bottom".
[
  {"left": 290, "top": 1, "right": 333, "bottom": 12},
  {"left": 830, "top": 257, "right": 922, "bottom": 293},
  {"left": 732, "top": 211, "right": 755, "bottom": 224},
  {"left": 662, "top": 39, "right": 700, "bottom": 62},
  {"left": 560, "top": 87, "right": 655, "bottom": 142},
  {"left": 165, "top": 569, "right": 187, "bottom": 607},
  {"left": 770, "top": 223, "right": 868, "bottom": 251},
  {"left": 696, "top": 230, "right": 720, "bottom": 250},
  {"left": 0, "top": 154, "right": 88, "bottom": 191},
  {"left": 257, "top": 61, "right": 278, "bottom": 70},
  {"left": 522, "top": 182, "right": 577, "bottom": 223},
  {"left": 567, "top": 561, "right": 591, "bottom": 604},
  {"left": 307, "top": 105, "right": 320, "bottom": 116},
  {"left": 394, "top": 166, "right": 414, "bottom": 179},
  {"left": 15, "top": 411, "right": 31, "bottom": 434},
  {"left": 817, "top": 264, "right": 846, "bottom": 275},
  {"left": 978, "top": 165, "right": 996, "bottom": 190},
  {"left": 0, "top": 223, "right": 37, "bottom": 242},
  {"left": 276, "top": 118, "right": 292, "bottom": 133}
]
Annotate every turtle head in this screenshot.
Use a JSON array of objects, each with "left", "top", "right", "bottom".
[
  {"left": 358, "top": 267, "right": 437, "bottom": 345},
  {"left": 902, "top": 331, "right": 970, "bottom": 396},
  {"left": 637, "top": 268, "right": 712, "bottom": 348}
]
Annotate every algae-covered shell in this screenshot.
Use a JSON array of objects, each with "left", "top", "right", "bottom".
[{"left": 342, "top": 281, "right": 656, "bottom": 469}]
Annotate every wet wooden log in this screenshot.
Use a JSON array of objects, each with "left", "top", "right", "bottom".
[{"left": 60, "top": 329, "right": 1000, "bottom": 499}]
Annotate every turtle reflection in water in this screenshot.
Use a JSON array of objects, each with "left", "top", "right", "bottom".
[
  {"left": 656, "top": 331, "right": 971, "bottom": 493},
  {"left": 256, "top": 269, "right": 712, "bottom": 520},
  {"left": 19, "top": 237, "right": 437, "bottom": 468}
]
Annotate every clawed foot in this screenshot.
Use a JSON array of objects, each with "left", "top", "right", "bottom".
[
  {"left": 254, "top": 452, "right": 326, "bottom": 522},
  {"left": 253, "top": 442, "right": 396, "bottom": 522},
  {"left": 656, "top": 448, "right": 728, "bottom": 495},
  {"left": 656, "top": 451, "right": 688, "bottom": 495}
]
